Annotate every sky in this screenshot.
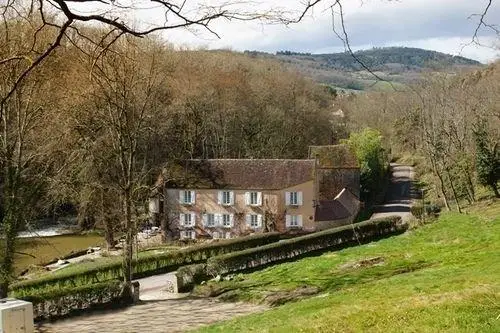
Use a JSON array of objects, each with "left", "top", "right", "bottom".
[
  {"left": 72, "top": 0, "right": 500, "bottom": 63},
  {"left": 162, "top": 0, "right": 500, "bottom": 63}
]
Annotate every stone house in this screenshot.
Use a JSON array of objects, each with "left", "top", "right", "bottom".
[{"left": 150, "top": 145, "right": 360, "bottom": 240}]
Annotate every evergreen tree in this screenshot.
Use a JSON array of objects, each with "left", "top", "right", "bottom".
[{"left": 473, "top": 120, "right": 500, "bottom": 198}]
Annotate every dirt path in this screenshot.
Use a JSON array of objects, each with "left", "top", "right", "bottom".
[
  {"left": 35, "top": 271, "right": 266, "bottom": 332},
  {"left": 36, "top": 297, "right": 266, "bottom": 333},
  {"left": 371, "top": 163, "right": 416, "bottom": 222}
]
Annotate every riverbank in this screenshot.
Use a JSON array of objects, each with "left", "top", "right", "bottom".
[{"left": 15, "top": 234, "right": 104, "bottom": 275}]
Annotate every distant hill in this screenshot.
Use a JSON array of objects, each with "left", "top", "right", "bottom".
[{"left": 245, "top": 47, "right": 483, "bottom": 91}]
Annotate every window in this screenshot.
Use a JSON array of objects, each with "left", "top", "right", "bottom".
[
  {"left": 221, "top": 214, "right": 233, "bottom": 228},
  {"left": 180, "top": 230, "right": 196, "bottom": 240},
  {"left": 286, "top": 191, "right": 303, "bottom": 206},
  {"left": 246, "top": 214, "right": 262, "bottom": 228},
  {"left": 179, "top": 212, "right": 195, "bottom": 227},
  {"left": 203, "top": 213, "right": 216, "bottom": 227},
  {"left": 219, "top": 191, "right": 234, "bottom": 206},
  {"left": 179, "top": 190, "right": 195, "bottom": 205},
  {"left": 286, "top": 215, "right": 303, "bottom": 228},
  {"left": 246, "top": 192, "right": 262, "bottom": 206}
]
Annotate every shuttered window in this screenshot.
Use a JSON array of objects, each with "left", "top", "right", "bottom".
[
  {"left": 218, "top": 191, "right": 234, "bottom": 206},
  {"left": 179, "top": 190, "right": 195, "bottom": 205},
  {"left": 179, "top": 212, "right": 196, "bottom": 227},
  {"left": 285, "top": 191, "right": 303, "bottom": 206},
  {"left": 246, "top": 214, "right": 262, "bottom": 228},
  {"left": 285, "top": 215, "right": 303, "bottom": 228},
  {"left": 245, "top": 192, "right": 262, "bottom": 206}
]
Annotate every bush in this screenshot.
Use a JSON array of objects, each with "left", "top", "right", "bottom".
[
  {"left": 16, "top": 280, "right": 126, "bottom": 321},
  {"left": 206, "top": 217, "right": 406, "bottom": 276},
  {"left": 411, "top": 203, "right": 441, "bottom": 219},
  {"left": 11, "top": 232, "right": 280, "bottom": 295},
  {"left": 176, "top": 264, "right": 208, "bottom": 293},
  {"left": 411, "top": 204, "right": 424, "bottom": 219}
]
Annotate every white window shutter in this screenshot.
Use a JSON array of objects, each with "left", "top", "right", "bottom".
[
  {"left": 257, "top": 214, "right": 263, "bottom": 227},
  {"left": 191, "top": 231, "right": 196, "bottom": 239},
  {"left": 191, "top": 191, "right": 196, "bottom": 204},
  {"left": 202, "top": 214, "right": 208, "bottom": 227},
  {"left": 285, "top": 215, "right": 291, "bottom": 227},
  {"left": 257, "top": 192, "right": 263, "bottom": 206},
  {"left": 229, "top": 214, "right": 234, "bottom": 227},
  {"left": 230, "top": 191, "right": 234, "bottom": 205},
  {"left": 215, "top": 213, "right": 222, "bottom": 226},
  {"left": 297, "top": 192, "right": 303, "bottom": 206},
  {"left": 285, "top": 192, "right": 290, "bottom": 206},
  {"left": 245, "top": 192, "right": 250, "bottom": 205},
  {"left": 190, "top": 213, "right": 196, "bottom": 226},
  {"left": 217, "top": 191, "right": 222, "bottom": 205},
  {"left": 245, "top": 214, "right": 251, "bottom": 226},
  {"left": 179, "top": 191, "right": 183, "bottom": 203},
  {"left": 179, "top": 213, "right": 184, "bottom": 227},
  {"left": 297, "top": 215, "right": 303, "bottom": 227}
]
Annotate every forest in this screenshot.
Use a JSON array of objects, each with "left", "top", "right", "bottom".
[
  {"left": 339, "top": 61, "right": 500, "bottom": 209},
  {"left": 0, "top": 1, "right": 498, "bottom": 303},
  {"left": 0, "top": 22, "right": 344, "bottom": 296}
]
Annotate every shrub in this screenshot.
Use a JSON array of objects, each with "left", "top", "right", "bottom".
[
  {"left": 411, "top": 204, "right": 424, "bottom": 219},
  {"left": 411, "top": 203, "right": 441, "bottom": 219},
  {"left": 206, "top": 217, "right": 406, "bottom": 276},
  {"left": 176, "top": 264, "right": 208, "bottom": 293},
  {"left": 16, "top": 280, "right": 126, "bottom": 321},
  {"left": 11, "top": 232, "right": 280, "bottom": 295}
]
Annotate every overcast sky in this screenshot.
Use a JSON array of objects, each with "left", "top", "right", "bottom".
[
  {"left": 73, "top": 0, "right": 500, "bottom": 63},
  {"left": 147, "top": 0, "right": 498, "bottom": 63}
]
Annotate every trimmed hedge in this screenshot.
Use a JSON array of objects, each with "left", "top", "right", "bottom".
[
  {"left": 11, "top": 232, "right": 280, "bottom": 295},
  {"left": 16, "top": 280, "right": 127, "bottom": 321},
  {"left": 206, "top": 217, "right": 406, "bottom": 276}
]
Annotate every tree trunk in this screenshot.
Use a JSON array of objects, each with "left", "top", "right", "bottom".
[
  {"left": 104, "top": 219, "right": 115, "bottom": 251},
  {"left": 430, "top": 157, "right": 451, "bottom": 211},
  {"left": 445, "top": 166, "right": 462, "bottom": 213},
  {"left": 492, "top": 183, "right": 500, "bottom": 198},
  {"left": 122, "top": 189, "right": 133, "bottom": 284},
  {"left": 0, "top": 214, "right": 17, "bottom": 298}
]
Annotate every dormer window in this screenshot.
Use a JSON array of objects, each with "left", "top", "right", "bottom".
[{"left": 179, "top": 190, "right": 195, "bottom": 205}]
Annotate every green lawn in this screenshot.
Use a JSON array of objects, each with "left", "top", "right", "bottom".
[{"left": 195, "top": 201, "right": 500, "bottom": 332}]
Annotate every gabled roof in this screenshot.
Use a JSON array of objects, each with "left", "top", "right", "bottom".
[
  {"left": 315, "top": 200, "right": 352, "bottom": 221},
  {"left": 163, "top": 159, "right": 316, "bottom": 190},
  {"left": 314, "top": 188, "right": 360, "bottom": 222}
]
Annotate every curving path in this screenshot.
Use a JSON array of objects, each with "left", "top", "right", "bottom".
[
  {"left": 36, "top": 297, "right": 266, "bottom": 333},
  {"left": 370, "top": 163, "right": 416, "bottom": 222}
]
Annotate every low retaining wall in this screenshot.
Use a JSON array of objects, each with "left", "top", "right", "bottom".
[
  {"left": 176, "top": 216, "right": 406, "bottom": 290},
  {"left": 20, "top": 281, "right": 139, "bottom": 321}
]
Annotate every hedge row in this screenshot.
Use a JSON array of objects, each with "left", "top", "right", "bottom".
[
  {"left": 17, "top": 280, "right": 127, "bottom": 321},
  {"left": 205, "top": 216, "right": 406, "bottom": 276},
  {"left": 12, "top": 232, "right": 280, "bottom": 295}
]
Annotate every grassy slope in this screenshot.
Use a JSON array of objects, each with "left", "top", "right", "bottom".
[{"left": 196, "top": 202, "right": 500, "bottom": 332}]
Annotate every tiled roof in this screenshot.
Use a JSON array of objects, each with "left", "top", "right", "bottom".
[
  {"left": 314, "top": 200, "right": 351, "bottom": 221},
  {"left": 164, "top": 159, "right": 315, "bottom": 190}
]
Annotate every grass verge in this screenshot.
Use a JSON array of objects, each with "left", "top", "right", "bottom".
[{"left": 194, "top": 201, "right": 500, "bottom": 332}]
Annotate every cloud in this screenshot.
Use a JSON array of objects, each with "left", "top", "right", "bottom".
[{"left": 158, "top": 0, "right": 499, "bottom": 62}]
